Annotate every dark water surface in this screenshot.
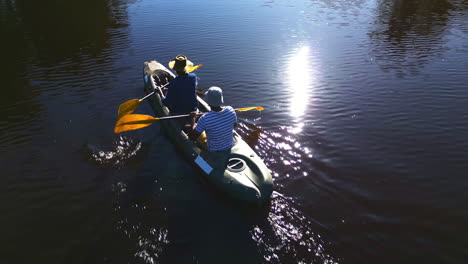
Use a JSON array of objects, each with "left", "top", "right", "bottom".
[{"left": 1, "top": 0, "right": 467, "bottom": 263}]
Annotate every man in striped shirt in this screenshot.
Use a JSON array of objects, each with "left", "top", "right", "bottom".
[{"left": 188, "top": 86, "right": 237, "bottom": 152}]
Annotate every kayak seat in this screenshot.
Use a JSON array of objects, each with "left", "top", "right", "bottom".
[{"left": 152, "top": 69, "right": 173, "bottom": 87}]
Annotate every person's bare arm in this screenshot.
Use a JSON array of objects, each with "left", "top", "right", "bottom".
[{"left": 188, "top": 112, "right": 202, "bottom": 140}]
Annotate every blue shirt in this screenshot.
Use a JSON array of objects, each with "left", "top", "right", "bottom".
[
  {"left": 195, "top": 106, "right": 237, "bottom": 152},
  {"left": 162, "top": 73, "right": 198, "bottom": 113}
]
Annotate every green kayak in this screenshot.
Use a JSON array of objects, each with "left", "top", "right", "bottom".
[{"left": 142, "top": 60, "right": 273, "bottom": 205}]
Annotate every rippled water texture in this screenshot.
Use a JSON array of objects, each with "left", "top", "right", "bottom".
[{"left": 1, "top": 0, "right": 467, "bottom": 263}]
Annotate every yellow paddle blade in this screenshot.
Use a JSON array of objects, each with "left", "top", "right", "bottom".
[
  {"left": 114, "top": 114, "right": 160, "bottom": 133},
  {"left": 117, "top": 99, "right": 141, "bottom": 119},
  {"left": 235, "top": 106, "right": 264, "bottom": 112},
  {"left": 188, "top": 64, "right": 202, "bottom": 73}
]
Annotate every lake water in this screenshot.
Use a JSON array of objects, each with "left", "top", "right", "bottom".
[{"left": 1, "top": 0, "right": 467, "bottom": 263}]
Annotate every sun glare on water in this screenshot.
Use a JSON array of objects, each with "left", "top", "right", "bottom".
[{"left": 287, "top": 46, "right": 314, "bottom": 119}]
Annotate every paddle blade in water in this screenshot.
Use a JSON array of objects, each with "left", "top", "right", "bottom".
[
  {"left": 117, "top": 99, "right": 141, "bottom": 119},
  {"left": 235, "top": 106, "right": 264, "bottom": 112},
  {"left": 196, "top": 90, "right": 205, "bottom": 98},
  {"left": 114, "top": 114, "right": 159, "bottom": 133}
]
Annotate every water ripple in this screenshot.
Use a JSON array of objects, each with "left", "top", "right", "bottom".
[{"left": 252, "top": 193, "right": 338, "bottom": 263}]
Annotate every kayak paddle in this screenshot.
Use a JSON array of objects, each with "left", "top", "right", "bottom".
[
  {"left": 117, "top": 64, "right": 203, "bottom": 119},
  {"left": 114, "top": 106, "right": 264, "bottom": 133}
]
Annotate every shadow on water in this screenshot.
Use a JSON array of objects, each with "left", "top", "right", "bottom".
[
  {"left": 1, "top": 0, "right": 127, "bottom": 65},
  {"left": 0, "top": 0, "right": 129, "bottom": 151},
  {"left": 107, "top": 127, "right": 263, "bottom": 263},
  {"left": 102, "top": 123, "right": 337, "bottom": 263},
  {"left": 369, "top": 0, "right": 465, "bottom": 76},
  {"left": 0, "top": 1, "right": 132, "bottom": 263}
]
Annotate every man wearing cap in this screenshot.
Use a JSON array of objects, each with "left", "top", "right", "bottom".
[
  {"left": 162, "top": 55, "right": 198, "bottom": 114},
  {"left": 188, "top": 86, "right": 237, "bottom": 152}
]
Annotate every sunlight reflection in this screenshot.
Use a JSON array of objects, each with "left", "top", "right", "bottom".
[
  {"left": 288, "top": 46, "right": 312, "bottom": 119},
  {"left": 250, "top": 193, "right": 338, "bottom": 263}
]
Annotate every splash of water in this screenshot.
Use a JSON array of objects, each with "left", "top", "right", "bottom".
[{"left": 85, "top": 136, "right": 142, "bottom": 167}]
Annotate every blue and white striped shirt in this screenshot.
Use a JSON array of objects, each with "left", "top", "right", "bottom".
[{"left": 195, "top": 106, "right": 237, "bottom": 152}]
